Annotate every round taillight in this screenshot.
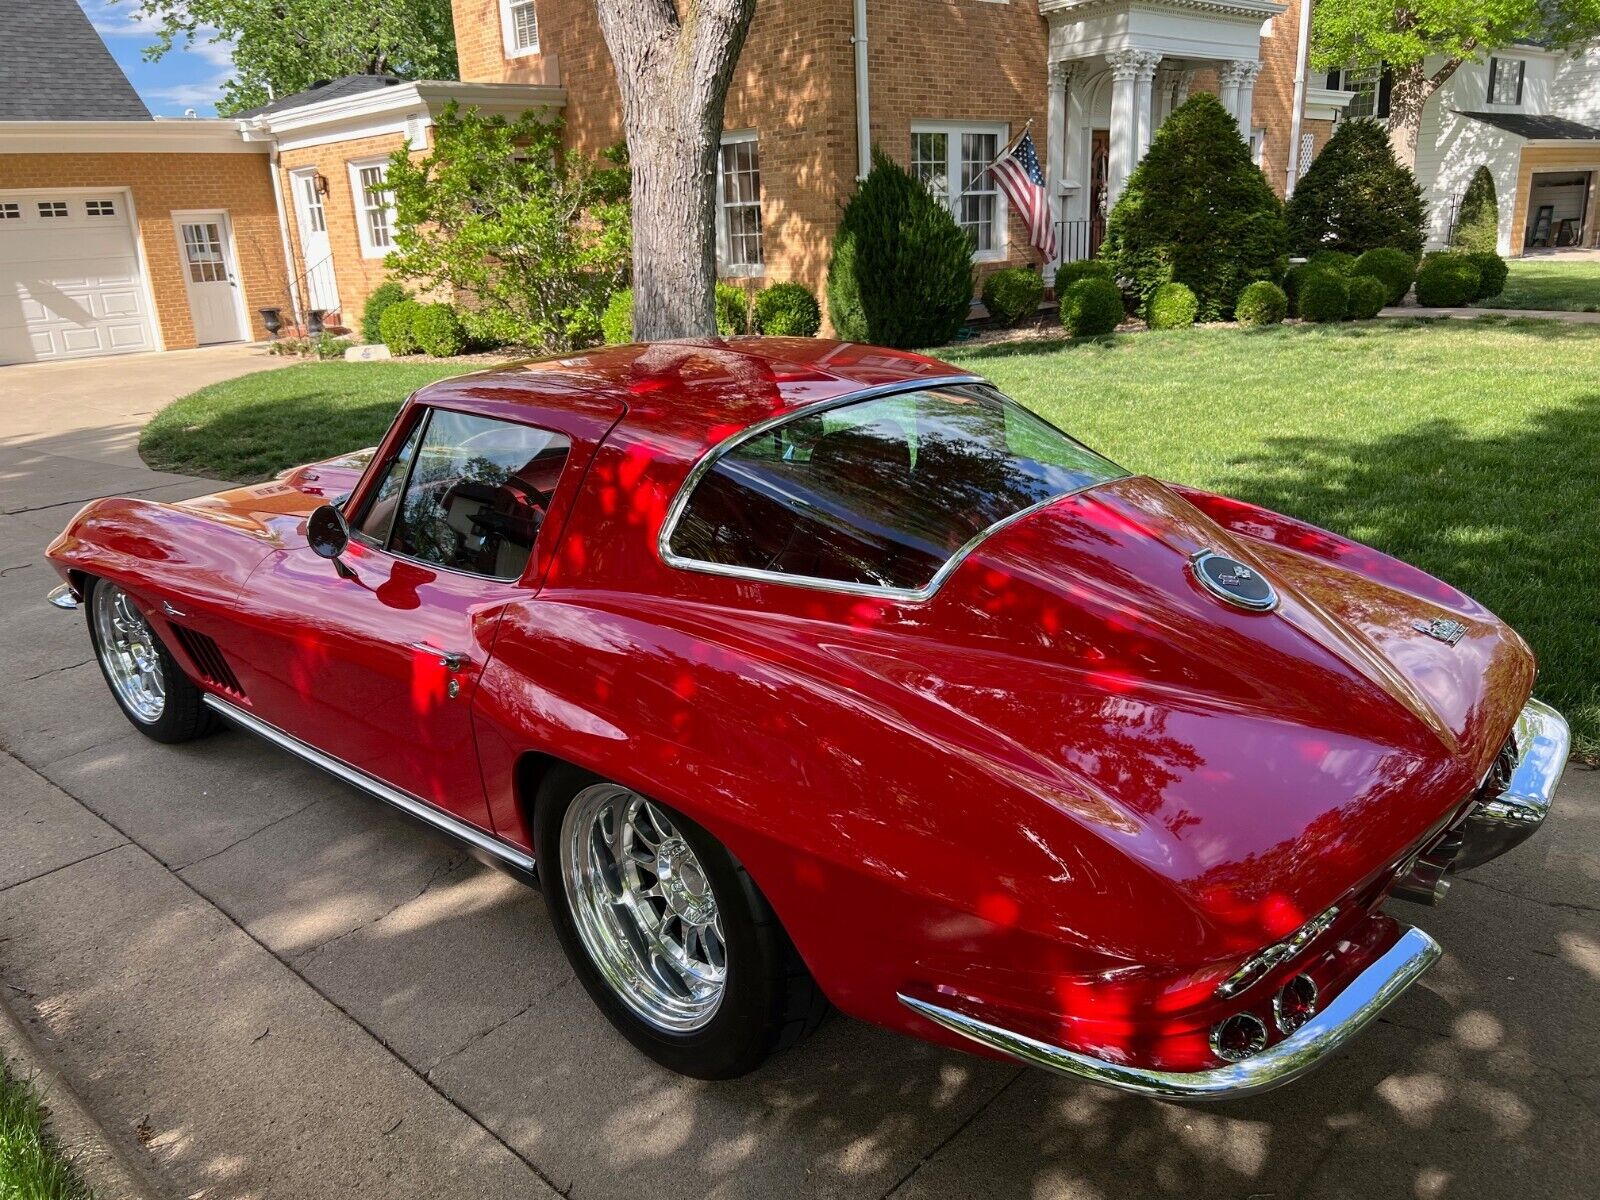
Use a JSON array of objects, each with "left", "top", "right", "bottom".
[
  {"left": 1274, "top": 974, "right": 1319, "bottom": 1034},
  {"left": 1210, "top": 1013, "right": 1268, "bottom": 1063}
]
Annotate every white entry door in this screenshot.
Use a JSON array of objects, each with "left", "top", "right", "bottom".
[
  {"left": 174, "top": 213, "right": 244, "bottom": 345},
  {"left": 0, "top": 191, "right": 157, "bottom": 364},
  {"left": 290, "top": 170, "right": 340, "bottom": 312}
]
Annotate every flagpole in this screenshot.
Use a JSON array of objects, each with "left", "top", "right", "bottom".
[{"left": 952, "top": 118, "right": 1032, "bottom": 202}]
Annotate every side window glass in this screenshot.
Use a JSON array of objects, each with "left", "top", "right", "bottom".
[
  {"left": 388, "top": 410, "right": 572, "bottom": 579},
  {"left": 354, "top": 417, "right": 426, "bottom": 545}
]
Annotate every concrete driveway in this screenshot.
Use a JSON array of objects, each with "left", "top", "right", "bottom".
[{"left": 1, "top": 348, "right": 1597, "bottom": 1200}]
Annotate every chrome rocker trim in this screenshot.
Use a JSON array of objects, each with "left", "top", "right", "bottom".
[
  {"left": 1456, "top": 698, "right": 1569, "bottom": 873},
  {"left": 897, "top": 925, "right": 1442, "bottom": 1101},
  {"left": 47, "top": 582, "right": 80, "bottom": 610},
  {"left": 202, "top": 694, "right": 535, "bottom": 876}
]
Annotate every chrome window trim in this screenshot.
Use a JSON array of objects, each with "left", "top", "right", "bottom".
[{"left": 656, "top": 375, "right": 1126, "bottom": 603}]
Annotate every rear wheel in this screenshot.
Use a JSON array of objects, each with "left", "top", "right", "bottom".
[
  {"left": 536, "top": 767, "right": 826, "bottom": 1078},
  {"left": 84, "top": 576, "right": 214, "bottom": 743}
]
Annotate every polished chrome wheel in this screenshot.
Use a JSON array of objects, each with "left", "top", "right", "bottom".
[
  {"left": 560, "top": 783, "right": 727, "bottom": 1033},
  {"left": 91, "top": 582, "right": 165, "bottom": 724}
]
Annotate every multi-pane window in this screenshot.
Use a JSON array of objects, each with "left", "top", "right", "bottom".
[
  {"left": 911, "top": 125, "right": 1006, "bottom": 259},
  {"left": 298, "top": 174, "right": 326, "bottom": 233},
  {"left": 0, "top": 203, "right": 19, "bottom": 220},
  {"left": 86, "top": 199, "right": 117, "bottom": 217},
  {"left": 1331, "top": 65, "right": 1386, "bottom": 120},
  {"left": 38, "top": 201, "right": 68, "bottom": 218},
  {"left": 502, "top": 0, "right": 539, "bottom": 55},
  {"left": 1488, "top": 58, "right": 1525, "bottom": 106},
  {"left": 354, "top": 163, "right": 394, "bottom": 255},
  {"left": 181, "top": 222, "right": 229, "bottom": 283},
  {"left": 717, "top": 135, "right": 763, "bottom": 274}
]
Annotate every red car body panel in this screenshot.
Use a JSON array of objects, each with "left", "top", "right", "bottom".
[{"left": 46, "top": 339, "right": 1538, "bottom": 1076}]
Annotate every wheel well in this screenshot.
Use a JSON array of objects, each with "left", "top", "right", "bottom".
[{"left": 512, "top": 749, "right": 562, "bottom": 854}]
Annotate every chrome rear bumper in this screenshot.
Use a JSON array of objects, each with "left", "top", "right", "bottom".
[
  {"left": 46, "top": 582, "right": 79, "bottom": 610},
  {"left": 898, "top": 926, "right": 1442, "bottom": 1101},
  {"left": 1454, "top": 698, "right": 1569, "bottom": 873}
]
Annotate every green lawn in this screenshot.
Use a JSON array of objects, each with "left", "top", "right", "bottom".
[
  {"left": 140, "top": 320, "right": 1600, "bottom": 755},
  {"left": 1480, "top": 258, "right": 1600, "bottom": 312},
  {"left": 1, "top": 1065, "right": 90, "bottom": 1199}
]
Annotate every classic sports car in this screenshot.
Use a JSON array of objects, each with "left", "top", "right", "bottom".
[{"left": 46, "top": 339, "right": 1567, "bottom": 1098}]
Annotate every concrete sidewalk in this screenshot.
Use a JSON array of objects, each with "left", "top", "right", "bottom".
[{"left": 2, "top": 347, "right": 1598, "bottom": 1199}]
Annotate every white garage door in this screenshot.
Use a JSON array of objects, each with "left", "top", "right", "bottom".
[{"left": 0, "top": 192, "right": 157, "bottom": 365}]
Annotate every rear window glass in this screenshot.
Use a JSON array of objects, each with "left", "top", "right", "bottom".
[{"left": 664, "top": 384, "right": 1126, "bottom": 594}]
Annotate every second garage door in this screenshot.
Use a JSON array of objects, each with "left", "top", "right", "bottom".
[{"left": 0, "top": 191, "right": 157, "bottom": 365}]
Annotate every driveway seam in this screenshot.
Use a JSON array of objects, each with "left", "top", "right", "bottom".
[
  {"left": 1, "top": 478, "right": 206, "bottom": 518},
  {"left": 0, "top": 842, "right": 127, "bottom": 897},
  {"left": 878, "top": 1065, "right": 1027, "bottom": 1199},
  {"left": 173, "top": 795, "right": 327, "bottom": 873}
]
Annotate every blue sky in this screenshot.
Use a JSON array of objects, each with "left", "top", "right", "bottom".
[{"left": 78, "top": 1, "right": 234, "bottom": 117}]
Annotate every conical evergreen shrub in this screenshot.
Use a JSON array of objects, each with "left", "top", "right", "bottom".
[
  {"left": 1452, "top": 166, "right": 1500, "bottom": 255},
  {"left": 1101, "top": 93, "right": 1287, "bottom": 321},
  {"left": 827, "top": 149, "right": 973, "bottom": 347},
  {"left": 1286, "top": 118, "right": 1425, "bottom": 258}
]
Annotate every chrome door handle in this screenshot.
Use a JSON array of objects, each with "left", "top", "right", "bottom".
[{"left": 409, "top": 643, "right": 467, "bottom": 672}]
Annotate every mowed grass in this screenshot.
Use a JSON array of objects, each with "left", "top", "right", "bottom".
[
  {"left": 1480, "top": 258, "right": 1600, "bottom": 312},
  {"left": 0, "top": 1066, "right": 90, "bottom": 1199},
  {"left": 140, "top": 319, "right": 1600, "bottom": 753}
]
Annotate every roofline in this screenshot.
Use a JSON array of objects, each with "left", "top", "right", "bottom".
[
  {"left": 0, "top": 118, "right": 267, "bottom": 155},
  {"left": 1526, "top": 138, "right": 1600, "bottom": 147},
  {"left": 236, "top": 80, "right": 566, "bottom": 141}
]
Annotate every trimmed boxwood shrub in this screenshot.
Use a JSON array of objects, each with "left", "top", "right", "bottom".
[
  {"left": 378, "top": 299, "right": 423, "bottom": 355},
  {"left": 982, "top": 266, "right": 1045, "bottom": 327},
  {"left": 1283, "top": 263, "right": 1319, "bottom": 315},
  {"left": 1235, "top": 280, "right": 1288, "bottom": 326},
  {"left": 1060, "top": 277, "right": 1124, "bottom": 337},
  {"left": 1452, "top": 165, "right": 1500, "bottom": 255},
  {"left": 601, "top": 288, "right": 633, "bottom": 345},
  {"left": 1054, "top": 259, "right": 1114, "bottom": 293},
  {"left": 1414, "top": 254, "right": 1481, "bottom": 307},
  {"left": 716, "top": 282, "right": 751, "bottom": 336},
  {"left": 753, "top": 282, "right": 822, "bottom": 336},
  {"left": 1468, "top": 251, "right": 1509, "bottom": 300},
  {"left": 361, "top": 282, "right": 409, "bottom": 344},
  {"left": 1286, "top": 118, "right": 1426, "bottom": 258},
  {"left": 1308, "top": 249, "right": 1357, "bottom": 276},
  {"left": 1297, "top": 272, "right": 1349, "bottom": 322},
  {"left": 1101, "top": 93, "right": 1287, "bottom": 321},
  {"left": 1146, "top": 281, "right": 1198, "bottom": 329},
  {"left": 1351, "top": 247, "right": 1416, "bottom": 305},
  {"left": 827, "top": 149, "right": 973, "bottom": 347},
  {"left": 1346, "top": 275, "right": 1387, "bottom": 320},
  {"left": 413, "top": 303, "right": 467, "bottom": 357}
]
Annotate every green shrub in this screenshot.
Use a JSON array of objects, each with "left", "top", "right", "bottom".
[
  {"left": 827, "top": 148, "right": 973, "bottom": 347},
  {"left": 378, "top": 299, "right": 423, "bottom": 355},
  {"left": 753, "top": 282, "right": 822, "bottom": 336},
  {"left": 1146, "top": 281, "right": 1198, "bottom": 329},
  {"left": 716, "top": 281, "right": 751, "bottom": 336},
  {"left": 1452, "top": 165, "right": 1500, "bottom": 255},
  {"left": 601, "top": 288, "right": 633, "bottom": 344},
  {"left": 1234, "top": 280, "right": 1288, "bottom": 326},
  {"left": 1102, "top": 94, "right": 1288, "bottom": 321},
  {"left": 1414, "top": 254, "right": 1481, "bottom": 307},
  {"left": 982, "top": 266, "right": 1045, "bottom": 327},
  {"left": 1308, "top": 249, "right": 1357, "bottom": 276},
  {"left": 361, "top": 282, "right": 410, "bottom": 344},
  {"left": 1350, "top": 247, "right": 1417, "bottom": 305},
  {"left": 1345, "top": 275, "right": 1387, "bottom": 320},
  {"left": 1283, "top": 263, "right": 1320, "bottom": 315},
  {"left": 1297, "top": 271, "right": 1349, "bottom": 322},
  {"left": 1468, "top": 251, "right": 1509, "bottom": 300},
  {"left": 1287, "top": 118, "right": 1426, "bottom": 258},
  {"left": 1060, "top": 277, "right": 1124, "bottom": 337},
  {"left": 413, "top": 303, "right": 467, "bottom": 357},
  {"left": 1054, "top": 259, "right": 1114, "bottom": 293}
]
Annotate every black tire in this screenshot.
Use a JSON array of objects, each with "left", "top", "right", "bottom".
[
  {"left": 535, "top": 765, "right": 827, "bottom": 1079},
  {"left": 83, "top": 575, "right": 216, "bottom": 744}
]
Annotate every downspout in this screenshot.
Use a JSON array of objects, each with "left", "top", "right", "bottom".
[
  {"left": 851, "top": 0, "right": 871, "bottom": 181},
  {"left": 1285, "top": 0, "right": 1313, "bottom": 195}
]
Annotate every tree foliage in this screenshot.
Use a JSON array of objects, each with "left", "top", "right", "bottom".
[
  {"left": 1453, "top": 166, "right": 1501, "bottom": 254},
  {"left": 1286, "top": 119, "right": 1426, "bottom": 257},
  {"left": 133, "top": 0, "right": 459, "bottom": 115},
  {"left": 1101, "top": 93, "right": 1288, "bottom": 321},
  {"left": 384, "top": 105, "right": 631, "bottom": 352}
]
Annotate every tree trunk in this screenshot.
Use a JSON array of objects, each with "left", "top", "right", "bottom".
[
  {"left": 1386, "top": 56, "right": 1465, "bottom": 170},
  {"left": 596, "top": 0, "right": 757, "bottom": 341}
]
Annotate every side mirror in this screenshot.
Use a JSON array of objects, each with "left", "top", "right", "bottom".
[{"left": 307, "top": 504, "right": 355, "bottom": 579}]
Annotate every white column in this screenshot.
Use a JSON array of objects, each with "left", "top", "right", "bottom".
[
  {"left": 1134, "top": 53, "right": 1162, "bottom": 159},
  {"left": 1217, "top": 61, "right": 1243, "bottom": 128},
  {"left": 1234, "top": 60, "right": 1262, "bottom": 139},
  {"left": 1107, "top": 50, "right": 1142, "bottom": 206},
  {"left": 1045, "top": 60, "right": 1074, "bottom": 271},
  {"left": 1175, "top": 69, "right": 1194, "bottom": 108},
  {"left": 1151, "top": 64, "right": 1184, "bottom": 139}
]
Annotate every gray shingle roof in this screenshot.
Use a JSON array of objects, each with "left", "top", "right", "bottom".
[
  {"left": 233, "top": 75, "right": 405, "bottom": 119},
  {"left": 1457, "top": 110, "right": 1600, "bottom": 141},
  {"left": 0, "top": 0, "right": 151, "bottom": 121}
]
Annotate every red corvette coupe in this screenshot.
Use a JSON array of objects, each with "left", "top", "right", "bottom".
[{"left": 46, "top": 339, "right": 1566, "bottom": 1098}]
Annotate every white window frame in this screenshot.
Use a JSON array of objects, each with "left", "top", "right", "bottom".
[
  {"left": 348, "top": 159, "right": 397, "bottom": 259},
  {"left": 909, "top": 120, "right": 1009, "bottom": 263},
  {"left": 716, "top": 131, "right": 764, "bottom": 278},
  {"left": 500, "top": 0, "right": 540, "bottom": 59},
  {"left": 1487, "top": 57, "right": 1526, "bottom": 107}
]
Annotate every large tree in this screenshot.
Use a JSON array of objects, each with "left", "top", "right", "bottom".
[
  {"left": 133, "top": 1, "right": 459, "bottom": 115},
  {"left": 1313, "top": 1, "right": 1600, "bottom": 168},
  {"left": 595, "top": 0, "right": 758, "bottom": 341}
]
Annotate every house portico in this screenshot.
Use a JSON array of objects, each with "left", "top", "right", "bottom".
[{"left": 1041, "top": 0, "right": 1287, "bottom": 264}]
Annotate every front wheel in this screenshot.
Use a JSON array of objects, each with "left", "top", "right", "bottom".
[
  {"left": 84, "top": 576, "right": 215, "bottom": 743},
  {"left": 536, "top": 767, "right": 826, "bottom": 1078}
]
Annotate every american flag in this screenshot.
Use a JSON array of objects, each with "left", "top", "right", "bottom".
[{"left": 988, "top": 129, "right": 1056, "bottom": 261}]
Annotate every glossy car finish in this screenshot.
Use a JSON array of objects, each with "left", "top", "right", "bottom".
[{"left": 46, "top": 338, "right": 1563, "bottom": 1096}]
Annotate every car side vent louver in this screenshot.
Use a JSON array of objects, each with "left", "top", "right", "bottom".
[{"left": 170, "top": 625, "right": 245, "bottom": 697}]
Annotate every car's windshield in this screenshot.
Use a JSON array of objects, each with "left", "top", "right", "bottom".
[{"left": 664, "top": 383, "right": 1127, "bottom": 595}]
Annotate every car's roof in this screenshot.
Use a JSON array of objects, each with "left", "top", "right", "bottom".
[{"left": 410, "top": 338, "right": 979, "bottom": 462}]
